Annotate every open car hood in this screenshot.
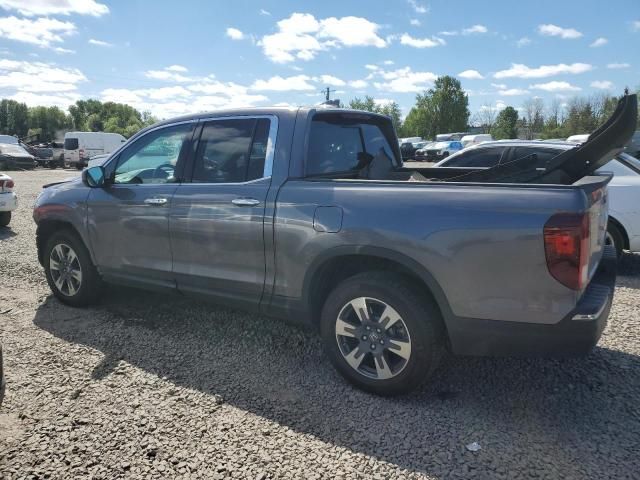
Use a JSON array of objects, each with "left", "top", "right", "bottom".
[{"left": 440, "top": 92, "right": 638, "bottom": 185}]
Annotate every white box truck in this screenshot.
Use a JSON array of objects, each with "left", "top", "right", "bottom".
[{"left": 64, "top": 132, "right": 126, "bottom": 169}]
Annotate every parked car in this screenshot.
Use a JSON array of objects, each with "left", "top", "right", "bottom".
[
  {"left": 31, "top": 142, "right": 65, "bottom": 169},
  {"left": 436, "top": 132, "right": 469, "bottom": 141},
  {"left": 567, "top": 134, "right": 590, "bottom": 144},
  {"left": 0, "top": 172, "right": 17, "bottom": 227},
  {"left": 414, "top": 141, "right": 463, "bottom": 161},
  {"left": 398, "top": 136, "right": 422, "bottom": 145},
  {"left": 64, "top": 132, "right": 127, "bottom": 170},
  {"left": 0, "top": 143, "right": 36, "bottom": 170},
  {"left": 435, "top": 140, "right": 640, "bottom": 256},
  {"left": 461, "top": 134, "right": 493, "bottom": 148},
  {"left": 0, "top": 134, "right": 18, "bottom": 145},
  {"left": 34, "top": 101, "right": 632, "bottom": 395}
]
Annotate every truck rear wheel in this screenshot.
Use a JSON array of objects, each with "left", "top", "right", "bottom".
[
  {"left": 605, "top": 222, "right": 624, "bottom": 258},
  {"left": 0, "top": 212, "right": 10, "bottom": 227},
  {"left": 320, "top": 272, "right": 444, "bottom": 395},
  {"left": 44, "top": 230, "right": 102, "bottom": 307}
]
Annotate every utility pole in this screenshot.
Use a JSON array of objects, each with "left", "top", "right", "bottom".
[{"left": 321, "top": 87, "right": 340, "bottom": 107}]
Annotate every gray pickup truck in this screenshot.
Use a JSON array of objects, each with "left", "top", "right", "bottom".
[{"left": 33, "top": 95, "right": 636, "bottom": 395}]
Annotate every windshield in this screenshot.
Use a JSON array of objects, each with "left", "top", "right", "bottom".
[{"left": 0, "top": 144, "right": 28, "bottom": 155}]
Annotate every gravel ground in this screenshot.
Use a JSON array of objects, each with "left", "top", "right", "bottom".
[{"left": 1, "top": 169, "right": 639, "bottom": 479}]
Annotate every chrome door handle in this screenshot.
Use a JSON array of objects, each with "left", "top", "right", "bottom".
[
  {"left": 232, "top": 198, "right": 260, "bottom": 207},
  {"left": 144, "top": 197, "right": 168, "bottom": 206}
]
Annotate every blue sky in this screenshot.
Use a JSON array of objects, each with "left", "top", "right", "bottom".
[{"left": 0, "top": 0, "right": 638, "bottom": 120}]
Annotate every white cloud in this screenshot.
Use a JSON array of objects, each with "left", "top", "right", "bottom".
[
  {"left": 166, "top": 65, "right": 188, "bottom": 72},
  {"left": 383, "top": 60, "right": 394, "bottom": 65},
  {"left": 373, "top": 67, "right": 437, "bottom": 93},
  {"left": 88, "top": 38, "right": 112, "bottom": 47},
  {"left": 400, "top": 33, "right": 445, "bottom": 48},
  {"left": 251, "top": 74, "right": 315, "bottom": 91},
  {"left": 349, "top": 79, "right": 368, "bottom": 89},
  {"left": 458, "top": 69, "right": 484, "bottom": 79},
  {"left": 591, "top": 80, "right": 613, "bottom": 89},
  {"left": 438, "top": 25, "right": 488, "bottom": 36},
  {"left": 260, "top": 9, "right": 271, "bottom": 16},
  {"left": 590, "top": 37, "right": 608, "bottom": 47},
  {"left": 462, "top": 24, "right": 487, "bottom": 35},
  {"left": 0, "top": 16, "right": 76, "bottom": 48},
  {"left": 8, "top": 91, "right": 81, "bottom": 108},
  {"left": 498, "top": 88, "right": 529, "bottom": 96},
  {"left": 407, "top": 0, "right": 428, "bottom": 14},
  {"left": 491, "top": 83, "right": 506, "bottom": 89},
  {"left": 494, "top": 62, "right": 592, "bottom": 79},
  {"left": 145, "top": 66, "right": 193, "bottom": 83},
  {"left": 226, "top": 27, "right": 244, "bottom": 40},
  {"left": 516, "top": 37, "right": 531, "bottom": 47},
  {"left": 317, "top": 74, "right": 345, "bottom": 86},
  {"left": 259, "top": 13, "right": 386, "bottom": 63},
  {"left": 53, "top": 46, "right": 74, "bottom": 54},
  {"left": 410, "top": 19, "right": 421, "bottom": 26},
  {"left": 530, "top": 81, "right": 581, "bottom": 92},
  {"left": 365, "top": 64, "right": 378, "bottom": 70},
  {"left": 0, "top": 59, "right": 86, "bottom": 93},
  {"left": 537, "top": 24, "right": 582, "bottom": 39},
  {"left": 632, "top": 20, "right": 640, "bottom": 31},
  {"left": 607, "top": 62, "right": 630, "bottom": 69},
  {"left": 0, "top": 0, "right": 108, "bottom": 17}
]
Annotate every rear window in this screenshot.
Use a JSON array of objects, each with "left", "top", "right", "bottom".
[
  {"left": 306, "top": 115, "right": 398, "bottom": 175},
  {"left": 64, "top": 138, "right": 79, "bottom": 150},
  {"left": 512, "top": 147, "right": 563, "bottom": 169}
]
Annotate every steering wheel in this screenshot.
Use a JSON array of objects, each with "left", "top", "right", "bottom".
[{"left": 152, "top": 163, "right": 175, "bottom": 180}]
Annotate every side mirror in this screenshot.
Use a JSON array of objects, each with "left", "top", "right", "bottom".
[{"left": 82, "top": 166, "right": 106, "bottom": 188}]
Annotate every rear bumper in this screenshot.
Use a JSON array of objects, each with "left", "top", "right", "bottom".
[{"left": 448, "top": 245, "right": 617, "bottom": 356}]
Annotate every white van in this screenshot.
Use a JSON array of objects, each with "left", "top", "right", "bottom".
[
  {"left": 460, "top": 134, "right": 493, "bottom": 148},
  {"left": 64, "top": 132, "right": 127, "bottom": 169}
]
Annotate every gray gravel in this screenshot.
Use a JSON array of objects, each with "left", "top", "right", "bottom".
[{"left": 1, "top": 169, "right": 640, "bottom": 479}]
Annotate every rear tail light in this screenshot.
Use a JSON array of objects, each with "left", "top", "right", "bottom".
[
  {"left": 544, "top": 213, "right": 590, "bottom": 290},
  {"left": 79, "top": 149, "right": 85, "bottom": 158},
  {"left": 0, "top": 179, "right": 13, "bottom": 192}
]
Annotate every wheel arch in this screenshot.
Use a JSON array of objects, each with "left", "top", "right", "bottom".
[
  {"left": 302, "top": 246, "right": 454, "bottom": 335},
  {"left": 608, "top": 215, "right": 629, "bottom": 250},
  {"left": 36, "top": 219, "right": 85, "bottom": 266}
]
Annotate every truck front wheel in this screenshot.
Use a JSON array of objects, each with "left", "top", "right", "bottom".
[
  {"left": 0, "top": 212, "right": 10, "bottom": 227},
  {"left": 320, "top": 272, "right": 444, "bottom": 395}
]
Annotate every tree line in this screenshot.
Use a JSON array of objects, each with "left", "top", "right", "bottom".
[
  {"left": 0, "top": 98, "right": 157, "bottom": 143},
  {"left": 348, "top": 76, "right": 638, "bottom": 141}
]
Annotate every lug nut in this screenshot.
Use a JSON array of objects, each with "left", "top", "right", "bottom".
[
  {"left": 376, "top": 328, "right": 382, "bottom": 333},
  {"left": 379, "top": 339, "right": 384, "bottom": 344},
  {"left": 371, "top": 344, "right": 376, "bottom": 350},
  {"left": 362, "top": 335, "right": 368, "bottom": 341}
]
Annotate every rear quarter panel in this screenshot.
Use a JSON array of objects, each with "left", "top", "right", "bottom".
[{"left": 274, "top": 180, "right": 587, "bottom": 325}]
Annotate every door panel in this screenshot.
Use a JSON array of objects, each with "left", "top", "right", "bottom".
[
  {"left": 86, "top": 121, "right": 194, "bottom": 286},
  {"left": 170, "top": 116, "right": 276, "bottom": 307}
]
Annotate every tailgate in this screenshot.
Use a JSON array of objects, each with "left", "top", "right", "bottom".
[{"left": 573, "top": 174, "right": 612, "bottom": 286}]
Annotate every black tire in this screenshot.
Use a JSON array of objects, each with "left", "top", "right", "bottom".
[
  {"left": 48, "top": 161, "right": 57, "bottom": 169},
  {"left": 606, "top": 222, "right": 624, "bottom": 258},
  {"left": 75, "top": 164, "right": 83, "bottom": 170},
  {"left": 44, "top": 229, "right": 102, "bottom": 307},
  {"left": 320, "top": 271, "right": 444, "bottom": 396},
  {"left": 0, "top": 212, "right": 10, "bottom": 227}
]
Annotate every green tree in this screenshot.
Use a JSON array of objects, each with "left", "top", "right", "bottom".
[
  {"left": 0, "top": 99, "right": 29, "bottom": 138},
  {"left": 400, "top": 76, "right": 469, "bottom": 140},
  {"left": 27, "top": 106, "right": 70, "bottom": 142},
  {"left": 492, "top": 106, "right": 519, "bottom": 139},
  {"left": 348, "top": 95, "right": 403, "bottom": 132}
]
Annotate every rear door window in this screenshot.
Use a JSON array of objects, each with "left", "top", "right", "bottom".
[
  {"left": 444, "top": 147, "right": 505, "bottom": 167},
  {"left": 190, "top": 118, "right": 271, "bottom": 183},
  {"left": 64, "top": 138, "right": 79, "bottom": 150}
]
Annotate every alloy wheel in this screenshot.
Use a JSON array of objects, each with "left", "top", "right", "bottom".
[
  {"left": 49, "top": 243, "right": 83, "bottom": 296},
  {"left": 335, "top": 297, "right": 412, "bottom": 380}
]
